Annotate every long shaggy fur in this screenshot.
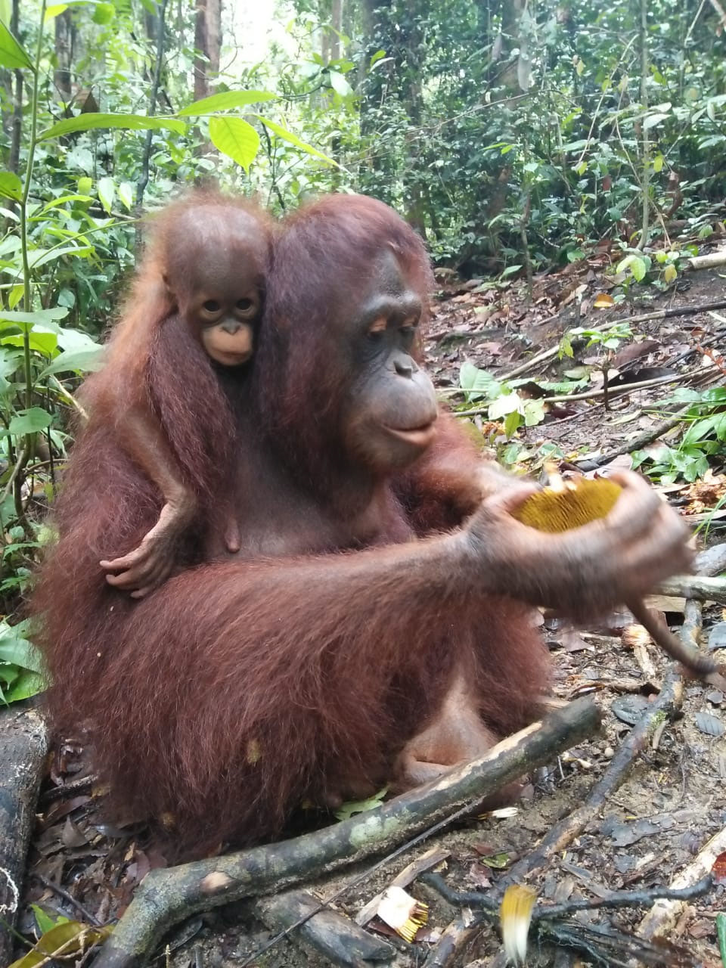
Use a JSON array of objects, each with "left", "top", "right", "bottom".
[
  {"left": 34, "top": 192, "right": 549, "bottom": 859},
  {"left": 33, "top": 191, "right": 273, "bottom": 737}
]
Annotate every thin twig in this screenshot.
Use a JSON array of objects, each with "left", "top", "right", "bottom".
[
  {"left": 419, "top": 871, "right": 713, "bottom": 919},
  {"left": 2, "top": 446, "right": 27, "bottom": 506},
  {"left": 33, "top": 874, "right": 102, "bottom": 927},
  {"left": 455, "top": 372, "right": 691, "bottom": 418},
  {"left": 575, "top": 404, "right": 690, "bottom": 469}
]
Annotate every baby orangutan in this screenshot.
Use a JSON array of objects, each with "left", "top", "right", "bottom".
[{"left": 96, "top": 191, "right": 273, "bottom": 596}]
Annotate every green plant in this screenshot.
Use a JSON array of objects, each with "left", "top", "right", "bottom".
[
  {"left": 457, "top": 360, "right": 584, "bottom": 438},
  {"left": 0, "top": 618, "right": 45, "bottom": 703},
  {"left": 632, "top": 387, "right": 726, "bottom": 484}
]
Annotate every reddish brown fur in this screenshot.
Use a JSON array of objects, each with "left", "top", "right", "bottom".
[
  {"left": 33, "top": 190, "right": 273, "bottom": 730},
  {"left": 35, "top": 193, "right": 549, "bottom": 858}
]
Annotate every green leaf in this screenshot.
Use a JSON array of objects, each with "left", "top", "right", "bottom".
[
  {"left": 178, "top": 90, "right": 277, "bottom": 116},
  {"left": 40, "top": 345, "right": 105, "bottom": 377},
  {"left": 8, "top": 920, "right": 111, "bottom": 968},
  {"left": 334, "top": 788, "right": 387, "bottom": 821},
  {"left": 488, "top": 393, "right": 521, "bottom": 420},
  {"left": 209, "top": 116, "right": 260, "bottom": 171},
  {"left": 0, "top": 640, "right": 43, "bottom": 673},
  {"left": 501, "top": 264, "right": 522, "bottom": 278},
  {"left": 29, "top": 244, "right": 93, "bottom": 269},
  {"left": 0, "top": 171, "right": 22, "bottom": 201},
  {"left": 40, "top": 113, "right": 186, "bottom": 141},
  {"left": 643, "top": 112, "right": 669, "bottom": 131},
  {"left": 6, "top": 670, "right": 45, "bottom": 702},
  {"left": 45, "top": 0, "right": 110, "bottom": 19},
  {"left": 523, "top": 399, "right": 546, "bottom": 427},
  {"left": 97, "top": 176, "right": 115, "bottom": 213},
  {"left": 8, "top": 407, "right": 53, "bottom": 435},
  {"left": 2, "top": 330, "right": 57, "bottom": 354},
  {"left": 0, "top": 21, "right": 32, "bottom": 69},
  {"left": 617, "top": 254, "right": 648, "bottom": 282},
  {"left": 503, "top": 410, "right": 522, "bottom": 438},
  {"left": 459, "top": 360, "right": 497, "bottom": 403},
  {"left": 92, "top": 2, "right": 114, "bottom": 23},
  {"left": 329, "top": 70, "right": 353, "bottom": 97},
  {"left": 0, "top": 621, "right": 44, "bottom": 673},
  {"left": 478, "top": 852, "right": 510, "bottom": 869},
  {"left": 31, "top": 907, "right": 66, "bottom": 938},
  {"left": 77, "top": 176, "right": 93, "bottom": 194},
  {"left": 45, "top": 4, "right": 69, "bottom": 18},
  {"left": 254, "top": 115, "right": 337, "bottom": 166},
  {"left": 0, "top": 308, "right": 69, "bottom": 325},
  {"left": 716, "top": 912, "right": 726, "bottom": 968},
  {"left": 56, "top": 326, "right": 100, "bottom": 352},
  {"left": 40, "top": 194, "right": 94, "bottom": 213},
  {"left": 118, "top": 181, "right": 134, "bottom": 210}
]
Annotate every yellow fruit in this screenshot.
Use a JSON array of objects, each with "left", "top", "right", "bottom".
[{"left": 512, "top": 477, "right": 622, "bottom": 533}]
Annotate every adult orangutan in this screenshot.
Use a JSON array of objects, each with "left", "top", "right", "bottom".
[
  {"left": 35, "top": 193, "right": 691, "bottom": 858},
  {"left": 95, "top": 188, "right": 273, "bottom": 597}
]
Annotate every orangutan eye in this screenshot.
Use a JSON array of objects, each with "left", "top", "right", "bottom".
[
  {"left": 237, "top": 298, "right": 253, "bottom": 311},
  {"left": 203, "top": 300, "right": 221, "bottom": 313},
  {"left": 367, "top": 317, "right": 387, "bottom": 340}
]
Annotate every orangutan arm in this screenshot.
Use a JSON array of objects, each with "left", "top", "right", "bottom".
[
  {"left": 395, "top": 410, "right": 514, "bottom": 533},
  {"left": 98, "top": 407, "right": 200, "bottom": 597}
]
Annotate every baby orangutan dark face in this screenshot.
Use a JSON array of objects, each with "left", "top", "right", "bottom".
[{"left": 165, "top": 207, "right": 268, "bottom": 368}]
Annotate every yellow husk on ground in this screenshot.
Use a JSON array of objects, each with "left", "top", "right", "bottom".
[{"left": 512, "top": 477, "right": 622, "bottom": 533}]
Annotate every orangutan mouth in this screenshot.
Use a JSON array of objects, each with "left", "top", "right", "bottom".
[{"left": 385, "top": 422, "right": 437, "bottom": 448}]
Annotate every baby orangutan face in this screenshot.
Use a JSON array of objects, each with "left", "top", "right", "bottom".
[{"left": 165, "top": 209, "right": 268, "bottom": 368}]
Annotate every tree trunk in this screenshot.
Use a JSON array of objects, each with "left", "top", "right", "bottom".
[
  {"left": 54, "top": 9, "right": 74, "bottom": 103},
  {"left": 194, "top": 0, "right": 222, "bottom": 102}
]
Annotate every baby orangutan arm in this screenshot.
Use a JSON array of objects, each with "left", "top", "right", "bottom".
[{"left": 100, "top": 408, "right": 199, "bottom": 598}]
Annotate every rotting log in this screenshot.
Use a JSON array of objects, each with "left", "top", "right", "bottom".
[{"left": 0, "top": 702, "right": 49, "bottom": 965}]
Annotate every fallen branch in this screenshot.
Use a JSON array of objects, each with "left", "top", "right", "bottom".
[
  {"left": 497, "top": 596, "right": 701, "bottom": 896},
  {"left": 420, "top": 871, "right": 712, "bottom": 967},
  {"left": 0, "top": 705, "right": 49, "bottom": 965},
  {"left": 422, "top": 908, "right": 479, "bottom": 968},
  {"left": 638, "top": 826, "right": 726, "bottom": 941},
  {"left": 501, "top": 299, "right": 726, "bottom": 381},
  {"left": 256, "top": 890, "right": 396, "bottom": 968},
  {"left": 655, "top": 574, "right": 726, "bottom": 606},
  {"left": 500, "top": 666, "right": 685, "bottom": 889},
  {"left": 694, "top": 541, "right": 726, "bottom": 578},
  {"left": 575, "top": 405, "right": 690, "bottom": 470},
  {"left": 687, "top": 249, "right": 726, "bottom": 271},
  {"left": 455, "top": 372, "right": 691, "bottom": 419},
  {"left": 420, "top": 870, "right": 713, "bottom": 920},
  {"left": 92, "top": 697, "right": 601, "bottom": 968}
]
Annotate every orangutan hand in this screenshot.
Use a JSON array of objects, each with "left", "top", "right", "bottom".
[{"left": 463, "top": 470, "right": 693, "bottom": 620}]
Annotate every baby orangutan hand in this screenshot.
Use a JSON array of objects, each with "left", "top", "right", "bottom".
[
  {"left": 464, "top": 470, "right": 693, "bottom": 621},
  {"left": 101, "top": 498, "right": 196, "bottom": 599}
]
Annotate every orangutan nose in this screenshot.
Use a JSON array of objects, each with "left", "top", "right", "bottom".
[{"left": 394, "top": 356, "right": 417, "bottom": 378}]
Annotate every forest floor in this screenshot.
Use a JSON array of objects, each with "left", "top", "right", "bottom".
[{"left": 14, "top": 258, "right": 726, "bottom": 968}]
